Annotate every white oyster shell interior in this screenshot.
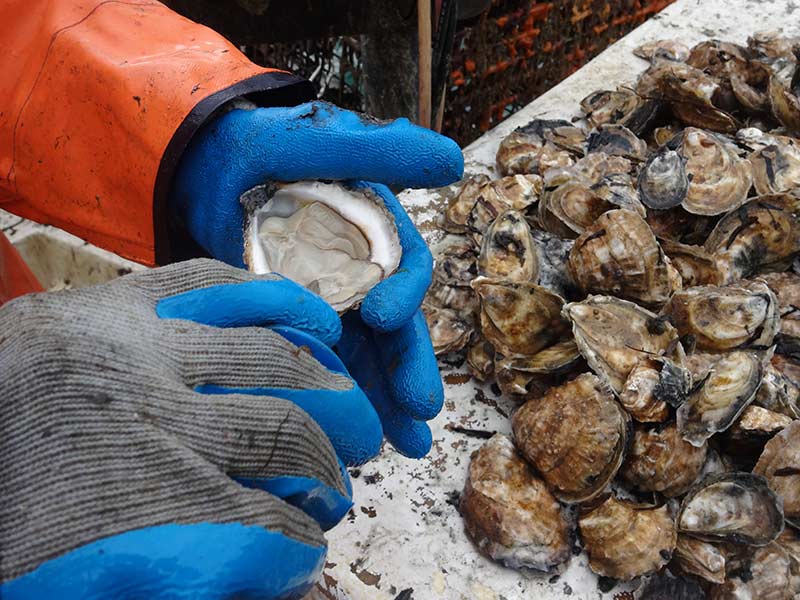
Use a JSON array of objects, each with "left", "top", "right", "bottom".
[{"left": 247, "top": 181, "right": 401, "bottom": 312}]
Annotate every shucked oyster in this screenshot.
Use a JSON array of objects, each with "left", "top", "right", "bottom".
[
  {"left": 512, "top": 373, "right": 629, "bottom": 503},
  {"left": 754, "top": 420, "right": 800, "bottom": 530},
  {"left": 460, "top": 434, "right": 571, "bottom": 571},
  {"left": 569, "top": 209, "right": 681, "bottom": 307},
  {"left": 677, "top": 473, "right": 784, "bottom": 545},
  {"left": 622, "top": 422, "right": 708, "bottom": 497},
  {"left": 244, "top": 181, "right": 401, "bottom": 312},
  {"left": 578, "top": 496, "right": 676, "bottom": 581},
  {"left": 704, "top": 194, "right": 800, "bottom": 283},
  {"left": 663, "top": 283, "right": 780, "bottom": 351}
]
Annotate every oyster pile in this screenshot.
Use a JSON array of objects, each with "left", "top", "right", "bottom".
[{"left": 444, "top": 33, "right": 800, "bottom": 597}]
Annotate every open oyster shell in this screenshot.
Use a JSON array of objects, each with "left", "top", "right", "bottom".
[
  {"left": 622, "top": 422, "right": 708, "bottom": 497},
  {"left": 244, "top": 181, "right": 401, "bottom": 312},
  {"left": 460, "top": 434, "right": 571, "bottom": 571},
  {"left": 754, "top": 420, "right": 800, "bottom": 530},
  {"left": 677, "top": 472, "right": 785, "bottom": 545},
  {"left": 578, "top": 496, "right": 676, "bottom": 581},
  {"left": 569, "top": 209, "right": 681, "bottom": 308},
  {"left": 512, "top": 372, "right": 630, "bottom": 503}
]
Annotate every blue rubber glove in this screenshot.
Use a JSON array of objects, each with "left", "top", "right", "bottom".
[{"left": 172, "top": 101, "right": 463, "bottom": 459}]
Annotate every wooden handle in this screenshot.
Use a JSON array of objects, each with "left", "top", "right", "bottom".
[{"left": 417, "top": 0, "right": 432, "bottom": 128}]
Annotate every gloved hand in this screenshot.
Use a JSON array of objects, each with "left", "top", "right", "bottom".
[
  {"left": 0, "top": 259, "right": 381, "bottom": 599},
  {"left": 172, "top": 101, "right": 464, "bottom": 458}
]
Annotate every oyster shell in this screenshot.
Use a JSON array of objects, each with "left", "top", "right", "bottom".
[
  {"left": 704, "top": 194, "right": 800, "bottom": 282},
  {"left": 543, "top": 152, "right": 633, "bottom": 188},
  {"left": 495, "top": 339, "right": 581, "bottom": 376},
  {"left": 432, "top": 237, "right": 478, "bottom": 288},
  {"left": 677, "top": 350, "right": 764, "bottom": 446},
  {"left": 677, "top": 473, "right": 784, "bottom": 545},
  {"left": 538, "top": 179, "right": 613, "bottom": 239},
  {"left": 496, "top": 119, "right": 577, "bottom": 175},
  {"left": 748, "top": 32, "right": 800, "bottom": 64},
  {"left": 466, "top": 335, "right": 495, "bottom": 382},
  {"left": 467, "top": 174, "right": 542, "bottom": 237},
  {"left": 460, "top": 434, "right": 571, "bottom": 571},
  {"left": 635, "top": 572, "right": 706, "bottom": 600},
  {"left": 586, "top": 124, "right": 648, "bottom": 161},
  {"left": 754, "top": 420, "right": 800, "bottom": 529},
  {"left": 564, "top": 295, "right": 683, "bottom": 396},
  {"left": 622, "top": 422, "right": 708, "bottom": 497},
  {"left": 422, "top": 304, "right": 473, "bottom": 356},
  {"left": 769, "top": 56, "right": 800, "bottom": 134},
  {"left": 675, "top": 128, "right": 753, "bottom": 216},
  {"left": 646, "top": 205, "right": 716, "bottom": 245},
  {"left": 749, "top": 135, "right": 800, "bottom": 195},
  {"left": 580, "top": 88, "right": 661, "bottom": 134},
  {"left": 722, "top": 405, "right": 793, "bottom": 462},
  {"left": 660, "top": 239, "right": 723, "bottom": 287},
  {"left": 673, "top": 534, "right": 727, "bottom": 584},
  {"left": 634, "top": 40, "right": 691, "bottom": 63},
  {"left": 638, "top": 148, "right": 689, "bottom": 210},
  {"left": 759, "top": 272, "right": 800, "bottom": 358},
  {"left": 711, "top": 543, "right": 793, "bottom": 600},
  {"left": 619, "top": 357, "right": 691, "bottom": 422},
  {"left": 512, "top": 373, "right": 629, "bottom": 503},
  {"left": 244, "top": 181, "right": 401, "bottom": 312},
  {"left": 477, "top": 210, "right": 538, "bottom": 282},
  {"left": 529, "top": 228, "right": 577, "bottom": 300},
  {"left": 578, "top": 496, "right": 676, "bottom": 580},
  {"left": 659, "top": 63, "right": 740, "bottom": 133},
  {"left": 663, "top": 283, "right": 780, "bottom": 351},
  {"left": 777, "top": 528, "right": 800, "bottom": 596},
  {"left": 756, "top": 363, "right": 800, "bottom": 419},
  {"left": 471, "top": 278, "right": 567, "bottom": 357},
  {"left": 569, "top": 209, "right": 681, "bottom": 307},
  {"left": 443, "top": 174, "right": 491, "bottom": 233}
]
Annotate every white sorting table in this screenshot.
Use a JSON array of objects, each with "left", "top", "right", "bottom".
[{"left": 1, "top": 1, "right": 798, "bottom": 598}]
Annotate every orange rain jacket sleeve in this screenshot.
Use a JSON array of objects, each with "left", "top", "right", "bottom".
[
  {"left": 0, "top": 232, "right": 43, "bottom": 307},
  {"left": 0, "top": 1, "right": 314, "bottom": 266}
]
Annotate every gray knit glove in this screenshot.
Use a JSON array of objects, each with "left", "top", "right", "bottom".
[{"left": 0, "top": 259, "right": 378, "bottom": 600}]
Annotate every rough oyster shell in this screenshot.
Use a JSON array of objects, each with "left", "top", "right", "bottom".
[
  {"left": 432, "top": 237, "right": 478, "bottom": 288},
  {"left": 638, "top": 147, "right": 689, "bottom": 210},
  {"left": 569, "top": 209, "right": 681, "bottom": 307},
  {"left": 660, "top": 239, "right": 723, "bottom": 287},
  {"left": 466, "top": 335, "right": 495, "bottom": 382},
  {"left": 538, "top": 179, "right": 614, "bottom": 239},
  {"left": 634, "top": 39, "right": 691, "bottom": 63},
  {"left": 677, "top": 350, "right": 765, "bottom": 446},
  {"left": 622, "top": 422, "right": 708, "bottom": 497},
  {"left": 580, "top": 88, "right": 661, "bottom": 134},
  {"left": 659, "top": 64, "right": 741, "bottom": 133},
  {"left": 777, "top": 528, "right": 800, "bottom": 596},
  {"left": 422, "top": 304, "right": 473, "bottom": 356},
  {"left": 443, "top": 174, "right": 491, "bottom": 233},
  {"left": 721, "top": 405, "right": 793, "bottom": 463},
  {"left": 673, "top": 534, "right": 727, "bottom": 584},
  {"left": 467, "top": 174, "right": 542, "bottom": 237},
  {"left": 578, "top": 496, "right": 676, "bottom": 581},
  {"left": 244, "top": 181, "right": 401, "bottom": 312},
  {"left": 564, "top": 295, "right": 683, "bottom": 396},
  {"left": 704, "top": 194, "right": 800, "bottom": 283},
  {"left": 749, "top": 135, "right": 800, "bottom": 195},
  {"left": 677, "top": 472, "right": 785, "bottom": 545},
  {"left": 512, "top": 373, "right": 629, "bottom": 503},
  {"left": 759, "top": 271, "right": 800, "bottom": 358},
  {"left": 619, "top": 357, "right": 691, "bottom": 422},
  {"left": 477, "top": 210, "right": 538, "bottom": 282},
  {"left": 769, "top": 57, "right": 800, "bottom": 134},
  {"left": 711, "top": 543, "right": 793, "bottom": 600},
  {"left": 529, "top": 228, "right": 577, "bottom": 300},
  {"left": 646, "top": 205, "right": 716, "bottom": 245},
  {"left": 675, "top": 128, "right": 753, "bottom": 216},
  {"left": 471, "top": 278, "right": 567, "bottom": 357},
  {"left": 493, "top": 339, "right": 583, "bottom": 397},
  {"left": 756, "top": 362, "right": 800, "bottom": 419},
  {"left": 496, "top": 119, "right": 577, "bottom": 175},
  {"left": 586, "top": 124, "right": 648, "bottom": 161},
  {"left": 663, "top": 283, "right": 780, "bottom": 351},
  {"left": 460, "top": 434, "right": 571, "bottom": 571},
  {"left": 543, "top": 152, "right": 632, "bottom": 189},
  {"left": 754, "top": 420, "right": 800, "bottom": 530}
]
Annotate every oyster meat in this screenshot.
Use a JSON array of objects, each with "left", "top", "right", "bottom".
[
  {"left": 754, "top": 420, "right": 800, "bottom": 529},
  {"left": 663, "top": 283, "right": 780, "bottom": 351},
  {"left": 578, "top": 495, "right": 676, "bottom": 581},
  {"left": 569, "top": 209, "right": 681, "bottom": 307},
  {"left": 460, "top": 434, "right": 571, "bottom": 571},
  {"left": 622, "top": 422, "right": 708, "bottom": 497},
  {"left": 512, "top": 372, "right": 629, "bottom": 503},
  {"left": 677, "top": 472, "right": 785, "bottom": 545},
  {"left": 245, "top": 181, "right": 401, "bottom": 312}
]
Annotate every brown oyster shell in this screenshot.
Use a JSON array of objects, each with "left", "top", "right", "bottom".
[
  {"left": 467, "top": 174, "right": 542, "bottom": 236},
  {"left": 422, "top": 304, "right": 473, "bottom": 356},
  {"left": 580, "top": 88, "right": 661, "bottom": 135},
  {"left": 619, "top": 357, "right": 691, "bottom": 422},
  {"left": 466, "top": 335, "right": 495, "bottom": 382},
  {"left": 756, "top": 363, "right": 800, "bottom": 419},
  {"left": 769, "top": 58, "right": 800, "bottom": 135},
  {"left": 677, "top": 350, "right": 765, "bottom": 446},
  {"left": 646, "top": 205, "right": 716, "bottom": 245},
  {"left": 432, "top": 237, "right": 478, "bottom": 288},
  {"left": 477, "top": 210, "right": 539, "bottom": 282},
  {"left": 578, "top": 496, "right": 676, "bottom": 581},
  {"left": 663, "top": 282, "right": 780, "bottom": 351},
  {"left": 564, "top": 295, "right": 683, "bottom": 395},
  {"left": 496, "top": 119, "right": 577, "bottom": 176},
  {"left": 471, "top": 278, "right": 567, "bottom": 357},
  {"left": 750, "top": 135, "right": 800, "bottom": 195},
  {"left": 538, "top": 179, "right": 613, "bottom": 239},
  {"left": 586, "top": 124, "right": 648, "bottom": 161},
  {"left": 622, "top": 422, "right": 708, "bottom": 497},
  {"left": 711, "top": 543, "right": 793, "bottom": 600},
  {"left": 754, "top": 420, "right": 800, "bottom": 529},
  {"left": 704, "top": 194, "right": 800, "bottom": 283},
  {"left": 660, "top": 239, "right": 723, "bottom": 287},
  {"left": 638, "top": 147, "right": 689, "bottom": 210},
  {"left": 443, "top": 174, "right": 491, "bottom": 233},
  {"left": 634, "top": 39, "right": 691, "bottom": 63},
  {"left": 569, "top": 209, "right": 681, "bottom": 307},
  {"left": 460, "top": 434, "right": 571, "bottom": 571},
  {"left": 659, "top": 64, "right": 740, "bottom": 133},
  {"left": 677, "top": 472, "right": 784, "bottom": 545},
  {"left": 776, "top": 528, "right": 800, "bottom": 596},
  {"left": 512, "top": 372, "right": 629, "bottom": 503},
  {"left": 721, "top": 405, "right": 793, "bottom": 462},
  {"left": 673, "top": 535, "right": 727, "bottom": 584},
  {"left": 543, "top": 152, "right": 632, "bottom": 189},
  {"left": 759, "top": 271, "right": 800, "bottom": 358},
  {"left": 677, "top": 128, "right": 753, "bottom": 216}
]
